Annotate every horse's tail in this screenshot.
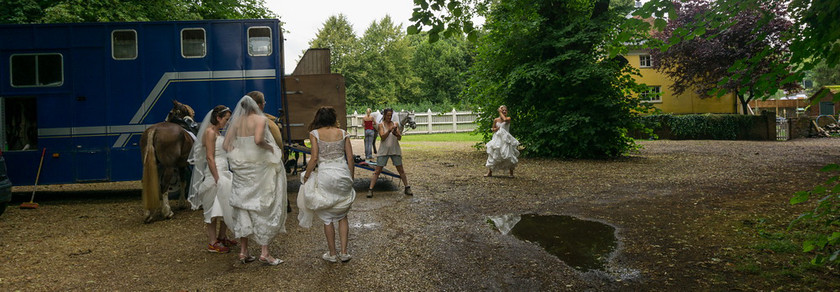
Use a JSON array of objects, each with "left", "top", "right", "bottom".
[{"left": 141, "top": 128, "right": 162, "bottom": 211}]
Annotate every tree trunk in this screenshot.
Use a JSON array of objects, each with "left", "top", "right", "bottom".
[{"left": 738, "top": 94, "right": 750, "bottom": 115}]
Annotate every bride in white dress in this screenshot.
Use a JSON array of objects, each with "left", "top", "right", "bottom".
[
  {"left": 187, "top": 105, "right": 235, "bottom": 253},
  {"left": 298, "top": 107, "right": 356, "bottom": 263},
  {"left": 485, "top": 105, "right": 520, "bottom": 177},
  {"left": 223, "top": 94, "right": 287, "bottom": 266}
]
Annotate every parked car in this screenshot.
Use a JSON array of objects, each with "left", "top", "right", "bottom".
[{"left": 0, "top": 149, "right": 12, "bottom": 216}]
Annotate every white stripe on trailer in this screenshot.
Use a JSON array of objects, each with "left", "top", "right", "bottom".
[
  {"left": 40, "top": 124, "right": 153, "bottom": 137},
  {"left": 118, "top": 69, "right": 277, "bottom": 148},
  {"left": 130, "top": 69, "right": 276, "bottom": 124}
]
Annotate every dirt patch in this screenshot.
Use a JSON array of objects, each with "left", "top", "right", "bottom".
[{"left": 1, "top": 138, "right": 839, "bottom": 290}]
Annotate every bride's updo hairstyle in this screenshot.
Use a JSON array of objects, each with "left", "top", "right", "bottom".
[{"left": 210, "top": 105, "right": 231, "bottom": 126}]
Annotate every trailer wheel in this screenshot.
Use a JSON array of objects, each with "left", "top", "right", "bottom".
[{"left": 0, "top": 202, "right": 7, "bottom": 217}]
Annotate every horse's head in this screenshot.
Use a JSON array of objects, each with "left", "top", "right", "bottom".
[
  {"left": 167, "top": 100, "right": 199, "bottom": 134},
  {"left": 398, "top": 111, "right": 417, "bottom": 131},
  {"left": 166, "top": 100, "right": 195, "bottom": 122}
]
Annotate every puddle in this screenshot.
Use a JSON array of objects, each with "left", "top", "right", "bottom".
[{"left": 492, "top": 214, "right": 617, "bottom": 272}]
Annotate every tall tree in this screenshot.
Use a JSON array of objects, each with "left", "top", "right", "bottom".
[
  {"left": 0, "top": 0, "right": 51, "bottom": 23},
  {"left": 309, "top": 14, "right": 359, "bottom": 75},
  {"left": 308, "top": 14, "right": 362, "bottom": 103},
  {"left": 810, "top": 61, "right": 840, "bottom": 92},
  {"left": 185, "top": 0, "right": 276, "bottom": 20},
  {"left": 630, "top": 0, "right": 840, "bottom": 100},
  {"left": 0, "top": 0, "right": 277, "bottom": 23},
  {"left": 650, "top": 0, "right": 796, "bottom": 114},
  {"left": 355, "top": 16, "right": 419, "bottom": 105},
  {"left": 463, "top": 0, "right": 647, "bottom": 158},
  {"left": 409, "top": 33, "right": 473, "bottom": 105}
]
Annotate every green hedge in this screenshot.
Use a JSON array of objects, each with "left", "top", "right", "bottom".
[{"left": 636, "top": 113, "right": 772, "bottom": 140}]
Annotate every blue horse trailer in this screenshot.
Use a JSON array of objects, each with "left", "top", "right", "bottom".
[{"left": 0, "top": 19, "right": 287, "bottom": 185}]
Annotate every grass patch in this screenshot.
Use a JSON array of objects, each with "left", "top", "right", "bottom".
[
  {"left": 752, "top": 239, "right": 799, "bottom": 254},
  {"left": 401, "top": 132, "right": 482, "bottom": 142},
  {"left": 730, "top": 217, "right": 840, "bottom": 289}
]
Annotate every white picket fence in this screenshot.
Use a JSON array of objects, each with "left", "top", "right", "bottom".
[{"left": 346, "top": 109, "right": 478, "bottom": 137}]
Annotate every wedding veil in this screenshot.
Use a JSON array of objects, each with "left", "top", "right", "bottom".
[
  {"left": 223, "top": 95, "right": 269, "bottom": 152},
  {"left": 187, "top": 109, "right": 215, "bottom": 209}
]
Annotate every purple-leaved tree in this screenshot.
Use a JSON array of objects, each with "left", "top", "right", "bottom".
[{"left": 650, "top": 0, "right": 798, "bottom": 114}]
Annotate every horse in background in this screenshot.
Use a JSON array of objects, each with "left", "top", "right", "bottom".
[
  {"left": 369, "top": 110, "right": 416, "bottom": 153},
  {"left": 396, "top": 111, "right": 417, "bottom": 133},
  {"left": 140, "top": 100, "right": 197, "bottom": 223}
]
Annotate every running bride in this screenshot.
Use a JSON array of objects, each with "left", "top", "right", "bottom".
[{"left": 485, "top": 105, "right": 520, "bottom": 177}]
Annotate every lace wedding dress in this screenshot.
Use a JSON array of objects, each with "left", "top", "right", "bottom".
[{"left": 297, "top": 129, "right": 356, "bottom": 228}]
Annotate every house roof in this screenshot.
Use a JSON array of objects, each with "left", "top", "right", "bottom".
[{"left": 808, "top": 85, "right": 840, "bottom": 101}]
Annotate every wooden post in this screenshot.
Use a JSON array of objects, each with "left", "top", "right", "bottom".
[
  {"left": 351, "top": 110, "right": 358, "bottom": 137},
  {"left": 452, "top": 108, "right": 458, "bottom": 133},
  {"left": 427, "top": 109, "right": 434, "bottom": 134}
]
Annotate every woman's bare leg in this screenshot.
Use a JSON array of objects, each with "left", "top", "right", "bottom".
[
  {"left": 395, "top": 165, "right": 408, "bottom": 186},
  {"left": 324, "top": 222, "right": 337, "bottom": 256},
  {"left": 239, "top": 237, "right": 248, "bottom": 255},
  {"left": 338, "top": 217, "right": 349, "bottom": 254},
  {"left": 205, "top": 220, "right": 217, "bottom": 245}
]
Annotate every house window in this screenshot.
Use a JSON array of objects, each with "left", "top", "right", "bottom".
[
  {"left": 181, "top": 28, "right": 206, "bottom": 58},
  {"left": 639, "top": 55, "right": 652, "bottom": 68},
  {"left": 112, "top": 30, "right": 137, "bottom": 60},
  {"left": 10, "top": 54, "right": 63, "bottom": 87},
  {"left": 640, "top": 86, "right": 662, "bottom": 102},
  {"left": 248, "top": 27, "right": 272, "bottom": 56}
]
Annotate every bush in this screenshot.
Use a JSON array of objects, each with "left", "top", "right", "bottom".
[
  {"left": 638, "top": 114, "right": 766, "bottom": 140},
  {"left": 789, "top": 164, "right": 840, "bottom": 266}
]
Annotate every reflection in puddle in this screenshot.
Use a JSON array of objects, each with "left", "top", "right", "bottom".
[{"left": 493, "top": 214, "right": 617, "bottom": 272}]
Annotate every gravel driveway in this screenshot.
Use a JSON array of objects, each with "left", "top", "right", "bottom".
[{"left": 1, "top": 138, "right": 839, "bottom": 290}]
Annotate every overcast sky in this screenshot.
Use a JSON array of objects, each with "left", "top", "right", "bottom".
[{"left": 268, "top": 0, "right": 416, "bottom": 73}]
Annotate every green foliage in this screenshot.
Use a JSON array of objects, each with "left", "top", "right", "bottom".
[
  {"left": 308, "top": 14, "right": 362, "bottom": 101},
  {"left": 808, "top": 60, "right": 840, "bottom": 95},
  {"left": 309, "top": 15, "right": 473, "bottom": 108},
  {"left": 351, "top": 16, "right": 420, "bottom": 105},
  {"left": 185, "top": 0, "right": 277, "bottom": 20},
  {"left": 1, "top": 0, "right": 54, "bottom": 23},
  {"left": 347, "top": 100, "right": 465, "bottom": 114},
  {"left": 408, "top": 0, "right": 488, "bottom": 43},
  {"left": 788, "top": 165, "right": 840, "bottom": 266},
  {"left": 634, "top": 0, "right": 840, "bottom": 101},
  {"left": 399, "top": 132, "right": 481, "bottom": 142},
  {"left": 0, "top": 0, "right": 277, "bottom": 24},
  {"left": 409, "top": 34, "right": 474, "bottom": 105},
  {"left": 464, "top": 0, "right": 648, "bottom": 158},
  {"left": 640, "top": 114, "right": 758, "bottom": 140},
  {"left": 733, "top": 217, "right": 839, "bottom": 286}
]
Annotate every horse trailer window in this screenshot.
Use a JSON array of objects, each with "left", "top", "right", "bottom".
[
  {"left": 2, "top": 97, "right": 38, "bottom": 151},
  {"left": 248, "top": 27, "right": 272, "bottom": 56},
  {"left": 181, "top": 28, "right": 206, "bottom": 58},
  {"left": 10, "top": 54, "right": 63, "bottom": 87},
  {"left": 112, "top": 30, "right": 137, "bottom": 60}
]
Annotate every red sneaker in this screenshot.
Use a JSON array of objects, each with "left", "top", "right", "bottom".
[
  {"left": 218, "top": 238, "right": 238, "bottom": 246},
  {"left": 207, "top": 241, "right": 230, "bottom": 253}
]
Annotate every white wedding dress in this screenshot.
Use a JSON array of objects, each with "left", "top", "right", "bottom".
[
  {"left": 187, "top": 136, "right": 234, "bottom": 225},
  {"left": 485, "top": 121, "right": 520, "bottom": 172},
  {"left": 297, "top": 129, "right": 356, "bottom": 228},
  {"left": 227, "top": 133, "right": 287, "bottom": 245}
]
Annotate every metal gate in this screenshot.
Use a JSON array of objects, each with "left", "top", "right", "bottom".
[{"left": 776, "top": 117, "right": 789, "bottom": 141}]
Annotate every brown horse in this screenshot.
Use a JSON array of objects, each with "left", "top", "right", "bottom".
[{"left": 140, "top": 100, "right": 197, "bottom": 223}]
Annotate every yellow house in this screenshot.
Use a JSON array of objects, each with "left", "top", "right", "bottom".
[{"left": 626, "top": 49, "right": 739, "bottom": 114}]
